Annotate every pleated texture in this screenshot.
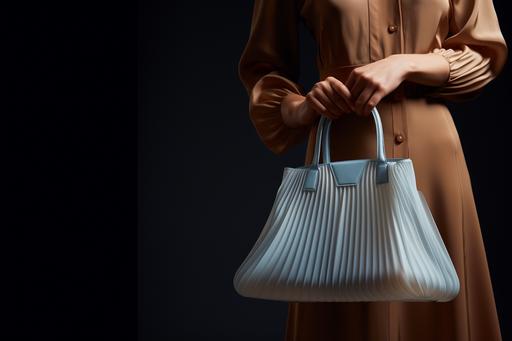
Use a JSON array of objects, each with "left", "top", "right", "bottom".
[{"left": 233, "top": 159, "right": 460, "bottom": 302}]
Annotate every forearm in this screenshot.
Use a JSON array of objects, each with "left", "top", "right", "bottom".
[
  {"left": 281, "top": 53, "right": 451, "bottom": 128},
  {"left": 398, "top": 53, "right": 451, "bottom": 87}
]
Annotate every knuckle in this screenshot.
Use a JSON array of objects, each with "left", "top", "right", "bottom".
[
  {"left": 353, "top": 68, "right": 363, "bottom": 75},
  {"left": 329, "top": 78, "right": 337, "bottom": 85},
  {"left": 318, "top": 82, "right": 328, "bottom": 90},
  {"left": 333, "top": 83, "right": 345, "bottom": 94},
  {"left": 362, "top": 73, "right": 371, "bottom": 81},
  {"left": 375, "top": 82, "right": 385, "bottom": 91}
]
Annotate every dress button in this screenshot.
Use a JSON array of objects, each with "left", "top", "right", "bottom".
[
  {"left": 388, "top": 24, "right": 398, "bottom": 33},
  {"left": 395, "top": 134, "right": 404, "bottom": 144}
]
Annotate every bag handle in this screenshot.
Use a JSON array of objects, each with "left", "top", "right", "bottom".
[
  {"left": 303, "top": 106, "right": 389, "bottom": 190},
  {"left": 311, "top": 107, "right": 387, "bottom": 165}
]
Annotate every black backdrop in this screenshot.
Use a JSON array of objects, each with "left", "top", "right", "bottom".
[{"left": 13, "top": 0, "right": 511, "bottom": 340}]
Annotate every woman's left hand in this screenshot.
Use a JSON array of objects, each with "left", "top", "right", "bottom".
[{"left": 345, "top": 54, "right": 411, "bottom": 116}]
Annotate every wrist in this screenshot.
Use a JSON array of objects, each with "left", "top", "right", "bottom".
[
  {"left": 281, "top": 93, "right": 306, "bottom": 128},
  {"left": 399, "top": 53, "right": 451, "bottom": 86},
  {"left": 394, "top": 54, "right": 417, "bottom": 82}
]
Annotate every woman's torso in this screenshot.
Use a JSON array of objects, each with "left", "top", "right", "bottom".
[
  {"left": 298, "top": 0, "right": 459, "bottom": 166},
  {"left": 298, "top": 0, "right": 451, "bottom": 74}
]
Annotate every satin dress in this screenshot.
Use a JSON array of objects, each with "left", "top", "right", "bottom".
[{"left": 238, "top": 0, "right": 508, "bottom": 340}]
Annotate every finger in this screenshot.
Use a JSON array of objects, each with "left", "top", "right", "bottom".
[
  {"left": 349, "top": 74, "right": 368, "bottom": 104},
  {"left": 325, "top": 77, "right": 354, "bottom": 112},
  {"left": 362, "top": 89, "right": 385, "bottom": 117},
  {"left": 354, "top": 84, "right": 378, "bottom": 116},
  {"left": 306, "top": 92, "right": 338, "bottom": 120},
  {"left": 345, "top": 68, "right": 365, "bottom": 95},
  {"left": 305, "top": 93, "right": 327, "bottom": 115},
  {"left": 327, "top": 77, "right": 356, "bottom": 113},
  {"left": 312, "top": 83, "right": 345, "bottom": 119},
  {"left": 345, "top": 69, "right": 356, "bottom": 89},
  {"left": 323, "top": 83, "right": 350, "bottom": 117}
]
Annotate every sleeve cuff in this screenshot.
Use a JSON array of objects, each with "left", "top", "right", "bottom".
[
  {"left": 426, "top": 46, "right": 493, "bottom": 102},
  {"left": 249, "top": 73, "right": 311, "bottom": 155}
]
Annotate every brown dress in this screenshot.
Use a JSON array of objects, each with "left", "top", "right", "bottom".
[{"left": 238, "top": 0, "right": 508, "bottom": 340}]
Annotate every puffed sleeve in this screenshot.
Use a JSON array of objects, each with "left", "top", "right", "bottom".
[
  {"left": 426, "top": 0, "right": 508, "bottom": 102},
  {"left": 238, "top": 0, "right": 310, "bottom": 155}
]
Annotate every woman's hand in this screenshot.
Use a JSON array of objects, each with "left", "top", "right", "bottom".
[
  {"left": 281, "top": 52, "right": 449, "bottom": 126},
  {"left": 304, "top": 77, "right": 356, "bottom": 120},
  {"left": 281, "top": 77, "right": 356, "bottom": 128},
  {"left": 345, "top": 54, "right": 412, "bottom": 116}
]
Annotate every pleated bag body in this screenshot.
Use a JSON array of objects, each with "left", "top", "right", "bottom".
[{"left": 233, "top": 107, "right": 460, "bottom": 302}]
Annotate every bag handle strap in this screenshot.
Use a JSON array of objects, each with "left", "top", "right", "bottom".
[
  {"left": 311, "top": 106, "right": 387, "bottom": 165},
  {"left": 303, "top": 107, "right": 389, "bottom": 190}
]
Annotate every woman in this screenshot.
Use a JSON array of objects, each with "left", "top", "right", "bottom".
[{"left": 238, "top": 0, "right": 507, "bottom": 340}]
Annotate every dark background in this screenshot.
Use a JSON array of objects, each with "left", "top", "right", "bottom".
[{"left": 14, "top": 0, "right": 511, "bottom": 340}]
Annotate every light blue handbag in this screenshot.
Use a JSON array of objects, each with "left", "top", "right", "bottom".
[{"left": 233, "top": 107, "right": 460, "bottom": 302}]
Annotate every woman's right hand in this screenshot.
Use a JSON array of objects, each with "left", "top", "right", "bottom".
[
  {"left": 281, "top": 77, "right": 356, "bottom": 128},
  {"left": 306, "top": 76, "right": 356, "bottom": 120}
]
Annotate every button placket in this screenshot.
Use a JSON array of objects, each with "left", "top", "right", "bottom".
[
  {"left": 367, "top": 0, "right": 409, "bottom": 160},
  {"left": 383, "top": 0, "right": 407, "bottom": 160}
]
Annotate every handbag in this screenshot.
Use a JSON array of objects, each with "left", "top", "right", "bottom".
[{"left": 233, "top": 107, "right": 460, "bottom": 302}]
